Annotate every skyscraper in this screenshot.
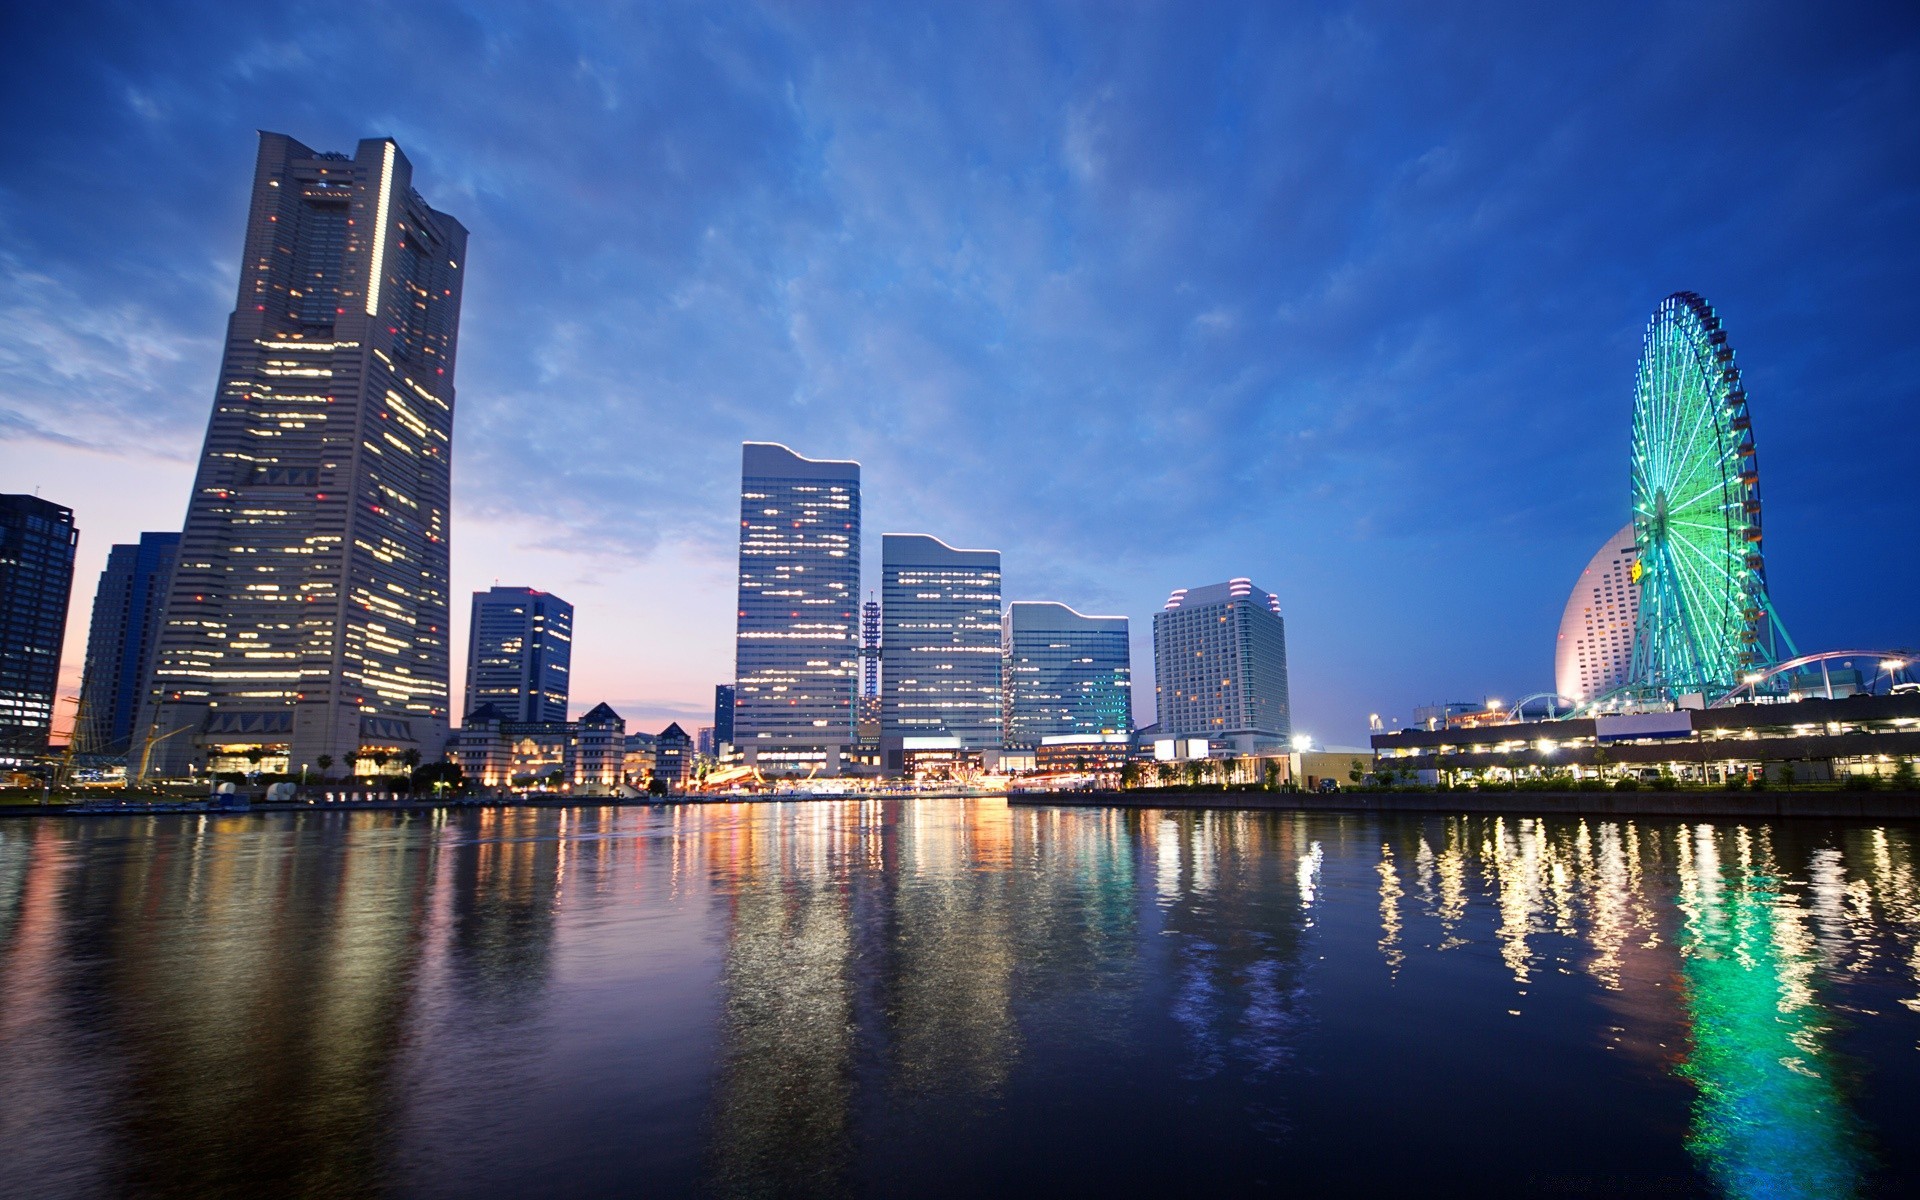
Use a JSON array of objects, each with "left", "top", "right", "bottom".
[
  {"left": 77, "top": 532, "right": 180, "bottom": 758},
  {"left": 1152, "top": 579, "right": 1291, "bottom": 752},
  {"left": 142, "top": 133, "right": 467, "bottom": 777},
  {"left": 713, "top": 683, "right": 735, "bottom": 748},
  {"left": 0, "top": 496, "right": 78, "bottom": 765},
  {"left": 463, "top": 586, "right": 573, "bottom": 722},
  {"left": 1555, "top": 525, "right": 1639, "bottom": 704},
  {"left": 1003, "top": 601, "right": 1131, "bottom": 745},
  {"left": 880, "top": 534, "right": 1003, "bottom": 757},
  {"left": 734, "top": 443, "right": 860, "bottom": 772}
]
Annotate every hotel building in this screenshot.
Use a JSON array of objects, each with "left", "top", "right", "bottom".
[
  {"left": 141, "top": 133, "right": 466, "bottom": 777},
  {"left": 1151, "top": 579, "right": 1291, "bottom": 753},
  {"left": 733, "top": 443, "right": 860, "bottom": 772},
  {"left": 1555, "top": 524, "right": 1640, "bottom": 704}
]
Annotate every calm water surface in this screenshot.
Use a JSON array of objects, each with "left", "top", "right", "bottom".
[{"left": 1, "top": 800, "right": 1917, "bottom": 1198}]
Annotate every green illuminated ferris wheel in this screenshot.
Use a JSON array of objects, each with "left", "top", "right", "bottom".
[{"left": 1628, "top": 292, "right": 1794, "bottom": 700}]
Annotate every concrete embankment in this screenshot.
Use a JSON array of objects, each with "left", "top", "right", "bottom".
[{"left": 1007, "top": 788, "right": 1920, "bottom": 821}]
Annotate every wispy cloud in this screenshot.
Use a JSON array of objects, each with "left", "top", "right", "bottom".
[{"left": 0, "top": 0, "right": 1915, "bottom": 734}]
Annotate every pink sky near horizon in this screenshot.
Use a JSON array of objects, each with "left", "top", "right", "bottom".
[{"left": 6, "top": 437, "right": 737, "bottom": 747}]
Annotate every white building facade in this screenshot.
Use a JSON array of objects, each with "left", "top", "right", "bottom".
[{"left": 1151, "top": 579, "right": 1291, "bottom": 754}]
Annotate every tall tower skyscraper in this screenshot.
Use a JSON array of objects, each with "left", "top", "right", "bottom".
[
  {"left": 143, "top": 133, "right": 467, "bottom": 776},
  {"left": 880, "top": 534, "right": 1003, "bottom": 756},
  {"left": 1003, "top": 601, "right": 1131, "bottom": 745},
  {"left": 0, "top": 495, "right": 78, "bottom": 766},
  {"left": 463, "top": 587, "right": 573, "bottom": 722},
  {"left": 861, "top": 594, "right": 881, "bottom": 700},
  {"left": 1152, "top": 579, "right": 1291, "bottom": 752},
  {"left": 77, "top": 531, "right": 180, "bottom": 758},
  {"left": 733, "top": 443, "right": 860, "bottom": 772}
]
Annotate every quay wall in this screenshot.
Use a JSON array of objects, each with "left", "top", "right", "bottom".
[{"left": 1006, "top": 789, "right": 1920, "bottom": 821}]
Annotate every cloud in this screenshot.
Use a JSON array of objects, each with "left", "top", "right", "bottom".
[{"left": 0, "top": 0, "right": 1916, "bottom": 737}]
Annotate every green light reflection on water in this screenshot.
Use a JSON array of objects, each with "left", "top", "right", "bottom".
[{"left": 1674, "top": 825, "right": 1863, "bottom": 1200}]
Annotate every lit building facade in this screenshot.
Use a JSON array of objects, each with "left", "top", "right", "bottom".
[
  {"left": 77, "top": 531, "right": 180, "bottom": 758},
  {"left": 733, "top": 443, "right": 860, "bottom": 772},
  {"left": 881, "top": 534, "right": 1003, "bottom": 761},
  {"left": 143, "top": 133, "right": 466, "bottom": 777},
  {"left": 1003, "top": 601, "right": 1130, "bottom": 745},
  {"left": 1151, "top": 579, "right": 1291, "bottom": 752},
  {"left": 1555, "top": 524, "right": 1639, "bottom": 704},
  {"left": 655, "top": 722, "right": 694, "bottom": 788},
  {"left": 0, "top": 495, "right": 78, "bottom": 765},
  {"left": 463, "top": 586, "right": 572, "bottom": 722},
  {"left": 453, "top": 700, "right": 626, "bottom": 795}
]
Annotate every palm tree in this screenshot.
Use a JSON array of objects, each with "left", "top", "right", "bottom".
[{"left": 316, "top": 754, "right": 333, "bottom": 778}]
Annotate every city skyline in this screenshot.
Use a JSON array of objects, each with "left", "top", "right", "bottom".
[{"left": 3, "top": 3, "right": 1918, "bottom": 742}]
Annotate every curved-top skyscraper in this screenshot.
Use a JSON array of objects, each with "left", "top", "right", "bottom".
[
  {"left": 1554, "top": 524, "right": 1638, "bottom": 704},
  {"left": 733, "top": 442, "right": 861, "bottom": 773}
]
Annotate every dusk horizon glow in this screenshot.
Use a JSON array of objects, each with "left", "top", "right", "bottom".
[{"left": 3, "top": 1, "right": 1916, "bottom": 741}]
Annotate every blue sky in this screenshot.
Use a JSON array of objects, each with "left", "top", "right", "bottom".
[{"left": 2, "top": 0, "right": 1916, "bottom": 741}]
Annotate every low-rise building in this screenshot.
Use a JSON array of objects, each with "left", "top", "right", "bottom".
[
  {"left": 455, "top": 701, "right": 631, "bottom": 794},
  {"left": 1371, "top": 693, "right": 1920, "bottom": 785},
  {"left": 655, "top": 722, "right": 694, "bottom": 788}
]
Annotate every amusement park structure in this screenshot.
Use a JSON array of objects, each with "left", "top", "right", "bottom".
[
  {"left": 1537, "top": 291, "right": 1916, "bottom": 718},
  {"left": 1626, "top": 292, "right": 1795, "bottom": 701}
]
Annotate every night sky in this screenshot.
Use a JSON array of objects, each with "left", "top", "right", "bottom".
[{"left": 2, "top": 1, "right": 1915, "bottom": 742}]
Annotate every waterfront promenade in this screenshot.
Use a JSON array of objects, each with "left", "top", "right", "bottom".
[{"left": 5, "top": 786, "right": 1917, "bottom": 820}]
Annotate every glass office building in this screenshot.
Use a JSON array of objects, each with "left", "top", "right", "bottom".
[
  {"left": 0, "top": 495, "right": 78, "bottom": 765},
  {"left": 880, "top": 534, "right": 1003, "bottom": 754},
  {"left": 77, "top": 531, "right": 180, "bottom": 758},
  {"left": 733, "top": 443, "right": 860, "bottom": 770},
  {"left": 464, "top": 586, "right": 573, "bottom": 722},
  {"left": 1003, "top": 601, "right": 1131, "bottom": 745}
]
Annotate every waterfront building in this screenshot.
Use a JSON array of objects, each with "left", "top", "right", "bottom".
[
  {"left": 624, "top": 730, "right": 658, "bottom": 785},
  {"left": 713, "top": 683, "right": 734, "bottom": 748},
  {"left": 0, "top": 496, "right": 78, "bottom": 765},
  {"left": 464, "top": 586, "right": 572, "bottom": 722},
  {"left": 655, "top": 722, "right": 694, "bottom": 788},
  {"left": 1033, "top": 733, "right": 1133, "bottom": 775},
  {"left": 697, "top": 725, "right": 715, "bottom": 757},
  {"left": 1555, "top": 525, "right": 1639, "bottom": 704},
  {"left": 454, "top": 700, "right": 626, "bottom": 794},
  {"left": 1151, "top": 579, "right": 1291, "bottom": 753},
  {"left": 733, "top": 443, "right": 860, "bottom": 773},
  {"left": 1003, "top": 601, "right": 1130, "bottom": 745},
  {"left": 572, "top": 702, "right": 626, "bottom": 795},
  {"left": 1372, "top": 692, "right": 1920, "bottom": 786},
  {"left": 142, "top": 133, "right": 467, "bottom": 778},
  {"left": 76, "top": 532, "right": 181, "bottom": 758},
  {"left": 880, "top": 535, "right": 1003, "bottom": 767}
]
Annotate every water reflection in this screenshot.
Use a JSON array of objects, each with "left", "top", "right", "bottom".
[
  {"left": 1366, "top": 816, "right": 1920, "bottom": 1198},
  {"left": 0, "top": 805, "right": 1916, "bottom": 1197}
]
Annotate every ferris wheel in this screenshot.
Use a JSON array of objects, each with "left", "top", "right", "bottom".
[{"left": 1628, "top": 292, "right": 1793, "bottom": 699}]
